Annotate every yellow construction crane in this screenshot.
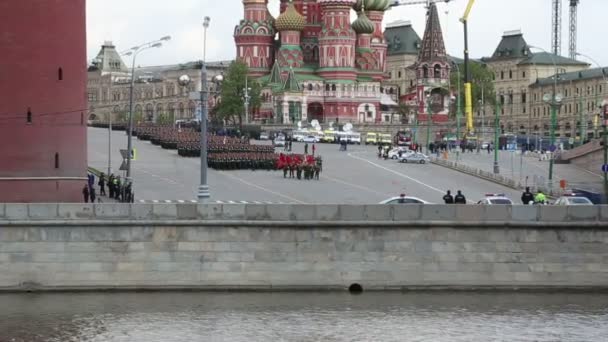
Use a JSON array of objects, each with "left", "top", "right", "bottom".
[{"left": 460, "top": 0, "right": 475, "bottom": 135}]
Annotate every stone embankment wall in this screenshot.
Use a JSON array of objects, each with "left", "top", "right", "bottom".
[{"left": 1, "top": 203, "right": 607, "bottom": 291}]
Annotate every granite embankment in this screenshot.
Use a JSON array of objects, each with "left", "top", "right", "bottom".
[{"left": 1, "top": 203, "right": 607, "bottom": 291}]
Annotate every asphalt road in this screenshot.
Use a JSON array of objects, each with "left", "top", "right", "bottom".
[{"left": 88, "top": 127, "right": 523, "bottom": 204}]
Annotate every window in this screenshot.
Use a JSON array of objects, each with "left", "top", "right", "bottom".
[
  {"left": 27, "top": 108, "right": 32, "bottom": 123},
  {"left": 58, "top": 67, "right": 63, "bottom": 80},
  {"left": 521, "top": 93, "right": 527, "bottom": 104},
  {"left": 522, "top": 71, "right": 526, "bottom": 78},
  {"left": 434, "top": 64, "right": 441, "bottom": 78},
  {"left": 501, "top": 71, "right": 504, "bottom": 79},
  {"left": 332, "top": 84, "right": 336, "bottom": 91},
  {"left": 308, "top": 83, "right": 313, "bottom": 91},
  {"left": 54, "top": 153, "right": 59, "bottom": 169},
  {"left": 509, "top": 70, "right": 512, "bottom": 79},
  {"left": 508, "top": 94, "right": 513, "bottom": 104},
  {"left": 325, "top": 84, "right": 330, "bottom": 91},
  {"left": 389, "top": 71, "right": 392, "bottom": 79},
  {"left": 500, "top": 95, "right": 505, "bottom": 105},
  {"left": 398, "top": 71, "right": 402, "bottom": 78},
  {"left": 422, "top": 66, "right": 428, "bottom": 78}
]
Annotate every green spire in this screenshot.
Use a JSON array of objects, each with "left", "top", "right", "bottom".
[
  {"left": 282, "top": 67, "right": 301, "bottom": 92},
  {"left": 268, "top": 60, "right": 282, "bottom": 85}
]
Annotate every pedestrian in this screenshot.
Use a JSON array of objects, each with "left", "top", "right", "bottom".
[
  {"left": 378, "top": 144, "right": 382, "bottom": 158},
  {"left": 454, "top": 190, "right": 467, "bottom": 204},
  {"left": 487, "top": 143, "right": 491, "bottom": 154},
  {"left": 443, "top": 190, "right": 454, "bottom": 204},
  {"left": 82, "top": 184, "right": 90, "bottom": 203},
  {"left": 87, "top": 173, "right": 95, "bottom": 189},
  {"left": 534, "top": 190, "right": 546, "bottom": 204},
  {"left": 304, "top": 143, "right": 309, "bottom": 155},
  {"left": 98, "top": 173, "right": 106, "bottom": 196},
  {"left": 521, "top": 187, "right": 534, "bottom": 205},
  {"left": 89, "top": 186, "right": 96, "bottom": 203},
  {"left": 312, "top": 143, "right": 316, "bottom": 156},
  {"left": 288, "top": 140, "right": 292, "bottom": 152}
]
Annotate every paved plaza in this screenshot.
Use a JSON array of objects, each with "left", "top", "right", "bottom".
[{"left": 89, "top": 127, "right": 526, "bottom": 204}]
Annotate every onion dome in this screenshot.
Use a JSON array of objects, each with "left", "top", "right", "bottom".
[
  {"left": 353, "top": 0, "right": 391, "bottom": 12},
  {"left": 275, "top": 2, "right": 306, "bottom": 32},
  {"left": 352, "top": 11, "right": 375, "bottom": 35}
]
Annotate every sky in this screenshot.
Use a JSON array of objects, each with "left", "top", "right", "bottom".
[{"left": 86, "top": 0, "right": 608, "bottom": 68}]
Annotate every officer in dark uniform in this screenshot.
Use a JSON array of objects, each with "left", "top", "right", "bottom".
[
  {"left": 454, "top": 190, "right": 466, "bottom": 204},
  {"left": 443, "top": 190, "right": 454, "bottom": 204}
]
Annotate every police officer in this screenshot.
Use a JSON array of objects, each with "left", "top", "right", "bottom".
[
  {"left": 521, "top": 187, "right": 535, "bottom": 205},
  {"left": 454, "top": 190, "right": 467, "bottom": 204},
  {"left": 534, "top": 190, "right": 546, "bottom": 204},
  {"left": 443, "top": 190, "right": 454, "bottom": 204}
]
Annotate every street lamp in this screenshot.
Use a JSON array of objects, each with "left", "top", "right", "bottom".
[
  {"left": 124, "top": 36, "right": 170, "bottom": 188},
  {"left": 243, "top": 77, "right": 251, "bottom": 125},
  {"left": 197, "top": 16, "right": 211, "bottom": 202}
]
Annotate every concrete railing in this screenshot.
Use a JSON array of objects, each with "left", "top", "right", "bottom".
[{"left": 0, "top": 203, "right": 607, "bottom": 226}]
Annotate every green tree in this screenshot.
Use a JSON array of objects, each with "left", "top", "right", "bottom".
[
  {"left": 450, "top": 61, "right": 496, "bottom": 115},
  {"left": 216, "top": 60, "right": 261, "bottom": 128}
]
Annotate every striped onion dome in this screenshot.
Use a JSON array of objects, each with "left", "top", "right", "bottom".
[
  {"left": 352, "top": 11, "right": 375, "bottom": 34},
  {"left": 353, "top": 0, "right": 391, "bottom": 12}
]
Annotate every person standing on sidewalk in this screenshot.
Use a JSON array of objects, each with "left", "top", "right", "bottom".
[
  {"left": 98, "top": 173, "right": 106, "bottom": 196},
  {"left": 521, "top": 187, "right": 534, "bottom": 205},
  {"left": 82, "top": 185, "right": 90, "bottom": 203},
  {"left": 443, "top": 190, "right": 454, "bottom": 204}
]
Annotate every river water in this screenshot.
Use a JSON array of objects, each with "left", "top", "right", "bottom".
[{"left": 1, "top": 292, "right": 607, "bottom": 342}]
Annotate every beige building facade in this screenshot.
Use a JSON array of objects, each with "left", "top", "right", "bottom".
[{"left": 87, "top": 42, "right": 229, "bottom": 124}]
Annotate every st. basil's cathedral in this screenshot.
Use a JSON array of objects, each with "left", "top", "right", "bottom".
[{"left": 234, "top": 0, "right": 451, "bottom": 124}]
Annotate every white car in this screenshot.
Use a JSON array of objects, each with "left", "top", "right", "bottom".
[
  {"left": 274, "top": 137, "right": 286, "bottom": 147},
  {"left": 259, "top": 132, "right": 269, "bottom": 140},
  {"left": 554, "top": 195, "right": 593, "bottom": 205},
  {"left": 399, "top": 152, "right": 430, "bottom": 164},
  {"left": 380, "top": 196, "right": 432, "bottom": 204},
  {"left": 477, "top": 194, "right": 514, "bottom": 205},
  {"left": 388, "top": 148, "right": 414, "bottom": 160},
  {"left": 302, "top": 135, "right": 319, "bottom": 143}
]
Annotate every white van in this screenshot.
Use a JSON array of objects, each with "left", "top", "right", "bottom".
[{"left": 348, "top": 132, "right": 361, "bottom": 145}]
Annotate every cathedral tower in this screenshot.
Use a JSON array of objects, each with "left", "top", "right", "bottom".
[
  {"left": 317, "top": 0, "right": 357, "bottom": 81},
  {"left": 234, "top": 0, "right": 276, "bottom": 77}
]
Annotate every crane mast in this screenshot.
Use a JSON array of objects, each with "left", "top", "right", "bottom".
[
  {"left": 569, "top": 0, "right": 579, "bottom": 59},
  {"left": 551, "top": 0, "right": 562, "bottom": 56},
  {"left": 389, "top": 0, "right": 452, "bottom": 8},
  {"left": 461, "top": 0, "right": 475, "bottom": 135}
]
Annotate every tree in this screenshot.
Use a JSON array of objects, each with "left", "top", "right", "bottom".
[
  {"left": 450, "top": 61, "right": 496, "bottom": 116},
  {"left": 216, "top": 60, "right": 261, "bottom": 128}
]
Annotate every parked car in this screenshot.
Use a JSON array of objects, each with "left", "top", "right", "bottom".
[
  {"left": 259, "top": 132, "right": 269, "bottom": 140},
  {"left": 388, "top": 147, "right": 413, "bottom": 160},
  {"left": 274, "top": 136, "right": 286, "bottom": 147},
  {"left": 303, "top": 135, "right": 319, "bottom": 143},
  {"left": 554, "top": 195, "right": 593, "bottom": 205},
  {"left": 398, "top": 152, "right": 430, "bottom": 164},
  {"left": 380, "top": 195, "right": 432, "bottom": 204},
  {"left": 476, "top": 194, "right": 514, "bottom": 205}
]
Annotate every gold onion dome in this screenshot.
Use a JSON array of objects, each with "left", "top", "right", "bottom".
[
  {"left": 352, "top": 11, "right": 375, "bottom": 34},
  {"left": 353, "top": 0, "right": 390, "bottom": 12},
  {"left": 275, "top": 2, "right": 306, "bottom": 32}
]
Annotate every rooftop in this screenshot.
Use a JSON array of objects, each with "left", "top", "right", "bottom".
[
  {"left": 517, "top": 52, "right": 588, "bottom": 66},
  {"left": 384, "top": 21, "right": 421, "bottom": 56},
  {"left": 532, "top": 67, "right": 608, "bottom": 87}
]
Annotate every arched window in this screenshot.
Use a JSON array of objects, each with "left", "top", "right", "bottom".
[
  {"left": 58, "top": 67, "right": 63, "bottom": 81},
  {"left": 389, "top": 88, "right": 394, "bottom": 95},
  {"left": 308, "top": 83, "right": 313, "bottom": 91},
  {"left": 434, "top": 64, "right": 441, "bottom": 78},
  {"left": 145, "top": 103, "right": 154, "bottom": 121},
  {"left": 27, "top": 108, "right": 32, "bottom": 123},
  {"left": 54, "top": 153, "right": 59, "bottom": 169},
  {"left": 423, "top": 65, "right": 429, "bottom": 78},
  {"left": 188, "top": 101, "right": 196, "bottom": 116},
  {"left": 325, "top": 84, "right": 330, "bottom": 91},
  {"left": 332, "top": 84, "right": 336, "bottom": 91}
]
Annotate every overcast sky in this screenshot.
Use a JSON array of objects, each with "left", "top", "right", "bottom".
[{"left": 87, "top": 0, "right": 607, "bottom": 68}]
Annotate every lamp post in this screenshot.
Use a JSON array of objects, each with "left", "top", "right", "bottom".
[
  {"left": 494, "top": 101, "right": 500, "bottom": 174},
  {"left": 243, "top": 77, "right": 251, "bottom": 125},
  {"left": 197, "top": 16, "right": 211, "bottom": 202},
  {"left": 124, "top": 36, "right": 170, "bottom": 185}
]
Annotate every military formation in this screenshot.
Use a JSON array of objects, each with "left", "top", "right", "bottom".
[
  {"left": 136, "top": 124, "right": 282, "bottom": 171},
  {"left": 277, "top": 154, "right": 322, "bottom": 180}
]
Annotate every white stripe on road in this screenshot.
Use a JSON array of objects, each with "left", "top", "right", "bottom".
[
  {"left": 348, "top": 152, "right": 476, "bottom": 203},
  {"left": 219, "top": 172, "right": 307, "bottom": 204}
]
